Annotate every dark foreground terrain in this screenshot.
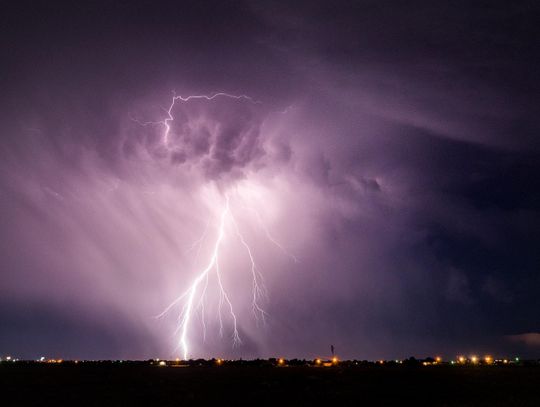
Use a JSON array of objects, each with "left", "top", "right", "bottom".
[{"left": 1, "top": 364, "right": 539, "bottom": 406}]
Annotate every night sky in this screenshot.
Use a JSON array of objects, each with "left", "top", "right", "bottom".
[{"left": 1, "top": 1, "right": 539, "bottom": 360}]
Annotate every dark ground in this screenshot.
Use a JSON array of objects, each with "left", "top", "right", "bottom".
[{"left": 1, "top": 364, "right": 539, "bottom": 406}]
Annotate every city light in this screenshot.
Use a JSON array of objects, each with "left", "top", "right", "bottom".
[{"left": 0, "top": 356, "right": 535, "bottom": 367}]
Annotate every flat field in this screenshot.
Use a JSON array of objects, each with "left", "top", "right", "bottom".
[{"left": 1, "top": 364, "right": 539, "bottom": 406}]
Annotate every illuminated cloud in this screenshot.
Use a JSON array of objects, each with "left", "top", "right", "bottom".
[
  {"left": 507, "top": 333, "right": 540, "bottom": 348},
  {"left": 1, "top": 1, "right": 539, "bottom": 360}
]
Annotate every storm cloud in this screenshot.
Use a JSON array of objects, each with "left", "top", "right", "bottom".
[{"left": 1, "top": 0, "right": 539, "bottom": 360}]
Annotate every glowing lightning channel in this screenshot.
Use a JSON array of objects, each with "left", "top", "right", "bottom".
[
  {"left": 158, "top": 195, "right": 274, "bottom": 359},
  {"left": 230, "top": 213, "right": 268, "bottom": 324},
  {"left": 158, "top": 196, "right": 240, "bottom": 359}
]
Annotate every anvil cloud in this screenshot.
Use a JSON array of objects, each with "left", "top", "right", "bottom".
[{"left": 1, "top": 0, "right": 539, "bottom": 360}]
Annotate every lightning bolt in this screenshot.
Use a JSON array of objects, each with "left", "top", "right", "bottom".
[
  {"left": 131, "top": 92, "right": 261, "bottom": 147},
  {"left": 158, "top": 193, "right": 270, "bottom": 359},
  {"left": 230, "top": 212, "right": 268, "bottom": 324},
  {"left": 137, "top": 92, "right": 293, "bottom": 359},
  {"left": 157, "top": 196, "right": 239, "bottom": 359}
]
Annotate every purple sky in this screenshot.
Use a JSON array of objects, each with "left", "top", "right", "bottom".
[{"left": 1, "top": 1, "right": 539, "bottom": 360}]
